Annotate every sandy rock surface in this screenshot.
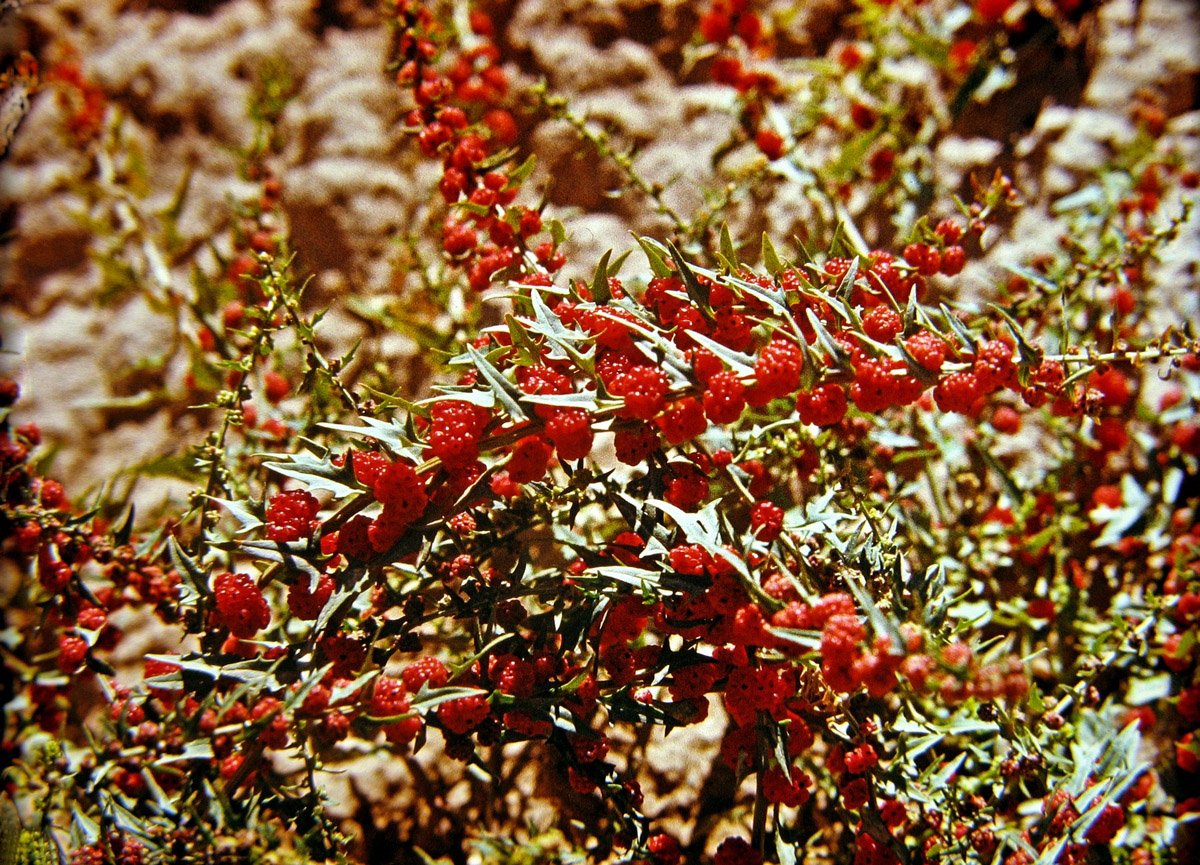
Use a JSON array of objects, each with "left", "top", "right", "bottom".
[{"left": 1, "top": 0, "right": 1197, "bottom": 853}]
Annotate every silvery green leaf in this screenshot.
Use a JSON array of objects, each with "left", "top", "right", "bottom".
[
  {"left": 684, "top": 329, "right": 757, "bottom": 376},
  {"left": 220, "top": 540, "right": 322, "bottom": 580},
  {"left": 1126, "top": 673, "right": 1172, "bottom": 705},
  {"left": 467, "top": 344, "right": 527, "bottom": 422},
  {"left": 319, "top": 416, "right": 417, "bottom": 454},
  {"left": 168, "top": 535, "right": 206, "bottom": 604},
  {"left": 259, "top": 451, "right": 356, "bottom": 497},
  {"left": 206, "top": 496, "right": 264, "bottom": 534}
]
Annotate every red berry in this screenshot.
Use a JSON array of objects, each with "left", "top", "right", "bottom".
[
  {"left": 264, "top": 370, "right": 290, "bottom": 403},
  {"left": 703, "top": 370, "right": 747, "bottom": 424},
  {"left": 934, "top": 371, "right": 982, "bottom": 414},
  {"left": 762, "top": 766, "right": 812, "bottom": 807},
  {"left": 213, "top": 572, "right": 270, "bottom": 638},
  {"left": 371, "top": 676, "right": 421, "bottom": 744},
  {"left": 973, "top": 340, "right": 1016, "bottom": 393},
  {"left": 251, "top": 696, "right": 290, "bottom": 749},
  {"left": 655, "top": 397, "right": 707, "bottom": 446},
  {"left": 57, "top": 634, "right": 88, "bottom": 673},
  {"left": 755, "top": 126, "right": 784, "bottom": 160},
  {"left": 750, "top": 501, "right": 785, "bottom": 542},
  {"left": 613, "top": 365, "right": 670, "bottom": 420},
  {"left": 903, "top": 243, "right": 941, "bottom": 277},
  {"left": 934, "top": 219, "right": 964, "bottom": 244},
  {"left": 508, "top": 435, "right": 554, "bottom": 483},
  {"left": 904, "top": 331, "right": 947, "bottom": 373},
  {"left": 796, "top": 384, "right": 848, "bottom": 427},
  {"left": 647, "top": 834, "right": 681, "bottom": 865},
  {"left": 39, "top": 479, "right": 65, "bottom": 508},
  {"left": 403, "top": 656, "right": 450, "bottom": 691},
  {"left": 614, "top": 422, "right": 660, "bottom": 466},
  {"left": 862, "top": 307, "right": 903, "bottom": 343},
  {"left": 428, "top": 400, "right": 490, "bottom": 468},
  {"left": 939, "top": 245, "right": 966, "bottom": 275},
  {"left": 976, "top": 0, "right": 1014, "bottom": 21},
  {"left": 437, "top": 693, "right": 491, "bottom": 735},
  {"left": 714, "top": 836, "right": 762, "bottom": 865},
  {"left": 287, "top": 574, "right": 334, "bottom": 620},
  {"left": 850, "top": 102, "right": 876, "bottom": 130},
  {"left": 844, "top": 743, "right": 878, "bottom": 774},
  {"left": 1085, "top": 803, "right": 1125, "bottom": 844},
  {"left": 753, "top": 337, "right": 804, "bottom": 402},
  {"left": 351, "top": 450, "right": 390, "bottom": 487},
  {"left": 664, "top": 461, "right": 710, "bottom": 511},
  {"left": 991, "top": 405, "right": 1021, "bottom": 434},
  {"left": 373, "top": 461, "right": 428, "bottom": 523},
  {"left": 545, "top": 407, "right": 593, "bottom": 461},
  {"left": 266, "top": 489, "right": 321, "bottom": 542},
  {"left": 841, "top": 776, "right": 870, "bottom": 809}
]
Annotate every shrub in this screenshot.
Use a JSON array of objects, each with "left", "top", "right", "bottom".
[{"left": 1, "top": 1, "right": 1198, "bottom": 863}]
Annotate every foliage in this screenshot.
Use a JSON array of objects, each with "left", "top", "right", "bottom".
[{"left": 1, "top": 1, "right": 1198, "bottom": 864}]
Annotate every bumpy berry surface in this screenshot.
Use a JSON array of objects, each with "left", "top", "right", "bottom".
[{"left": 213, "top": 572, "right": 270, "bottom": 638}]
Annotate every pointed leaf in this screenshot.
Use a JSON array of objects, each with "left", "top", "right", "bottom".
[
  {"left": 207, "top": 496, "right": 264, "bottom": 534},
  {"left": 467, "top": 344, "right": 527, "bottom": 422},
  {"left": 938, "top": 303, "right": 978, "bottom": 353},
  {"left": 684, "top": 329, "right": 757, "bottom": 377},
  {"left": 260, "top": 451, "right": 356, "bottom": 497},
  {"left": 636, "top": 235, "right": 674, "bottom": 279},
  {"left": 761, "top": 232, "right": 784, "bottom": 276},
  {"left": 719, "top": 223, "right": 739, "bottom": 271},
  {"left": 168, "top": 535, "right": 206, "bottom": 604},
  {"left": 591, "top": 249, "right": 613, "bottom": 304},
  {"left": 666, "top": 241, "right": 712, "bottom": 317}
]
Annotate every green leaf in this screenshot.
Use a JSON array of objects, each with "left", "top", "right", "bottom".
[
  {"left": 646, "top": 498, "right": 749, "bottom": 580},
  {"left": 507, "top": 154, "right": 537, "bottom": 187},
  {"left": 938, "top": 303, "right": 978, "bottom": 353},
  {"left": 260, "top": 451, "right": 357, "bottom": 497},
  {"left": 972, "top": 441, "right": 1022, "bottom": 505},
  {"left": 0, "top": 797, "right": 18, "bottom": 865},
  {"left": 761, "top": 232, "right": 784, "bottom": 276},
  {"left": 519, "top": 391, "right": 599, "bottom": 412},
  {"left": 666, "top": 240, "right": 712, "bottom": 318},
  {"left": 718, "top": 223, "right": 739, "bottom": 272},
  {"left": 112, "top": 503, "right": 136, "bottom": 547},
  {"left": 207, "top": 496, "right": 264, "bottom": 534},
  {"left": 930, "top": 752, "right": 967, "bottom": 789},
  {"left": 505, "top": 313, "right": 543, "bottom": 364},
  {"left": 804, "top": 308, "right": 850, "bottom": 367},
  {"left": 318, "top": 416, "right": 418, "bottom": 455},
  {"left": 834, "top": 256, "right": 860, "bottom": 305},
  {"left": 726, "top": 271, "right": 789, "bottom": 317},
  {"left": 591, "top": 249, "right": 613, "bottom": 304},
  {"left": 635, "top": 235, "right": 674, "bottom": 279},
  {"left": 988, "top": 303, "right": 1043, "bottom": 366},
  {"left": 840, "top": 568, "right": 904, "bottom": 652},
  {"left": 683, "top": 329, "right": 757, "bottom": 377},
  {"left": 467, "top": 344, "right": 528, "bottom": 422},
  {"left": 775, "top": 832, "right": 797, "bottom": 865},
  {"left": 168, "top": 536, "right": 207, "bottom": 605},
  {"left": 528, "top": 289, "right": 594, "bottom": 373},
  {"left": 219, "top": 540, "right": 323, "bottom": 579}
]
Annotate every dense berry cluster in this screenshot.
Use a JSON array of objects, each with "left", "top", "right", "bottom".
[{"left": 2, "top": 1, "right": 1198, "bottom": 864}]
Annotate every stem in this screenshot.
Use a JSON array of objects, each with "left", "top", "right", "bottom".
[
  {"left": 752, "top": 712, "right": 770, "bottom": 855},
  {"left": 536, "top": 87, "right": 692, "bottom": 237}
]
